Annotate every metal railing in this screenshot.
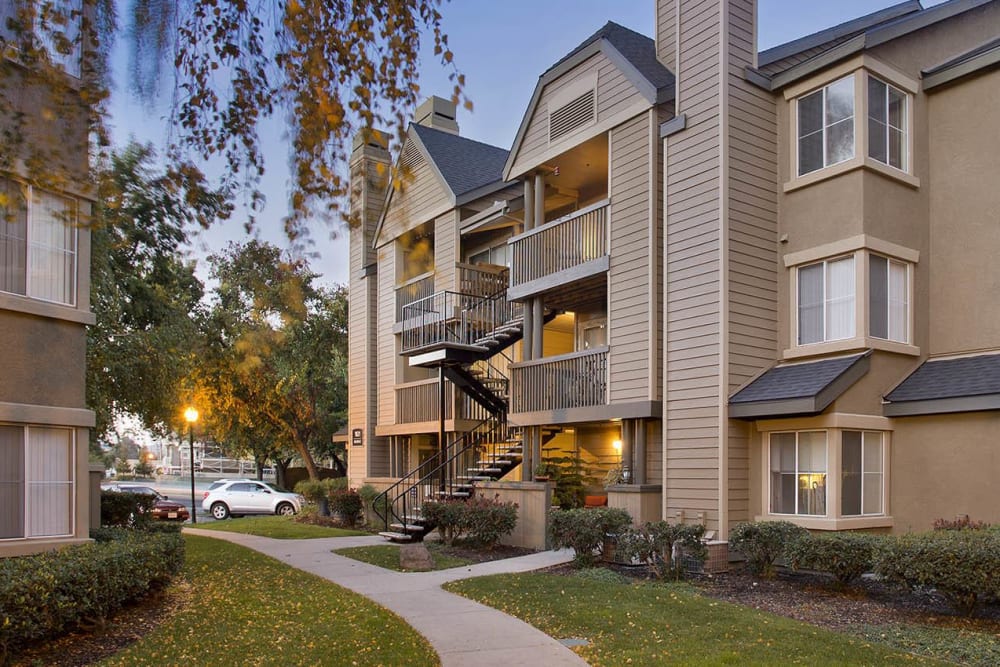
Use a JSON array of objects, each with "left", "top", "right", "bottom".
[
  {"left": 401, "top": 289, "right": 523, "bottom": 352},
  {"left": 508, "top": 199, "right": 609, "bottom": 288},
  {"left": 510, "top": 346, "right": 609, "bottom": 413},
  {"left": 395, "top": 271, "right": 435, "bottom": 322},
  {"left": 457, "top": 262, "right": 509, "bottom": 297},
  {"left": 395, "top": 379, "right": 454, "bottom": 424}
]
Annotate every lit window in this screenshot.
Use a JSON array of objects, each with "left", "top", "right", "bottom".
[
  {"left": 797, "top": 76, "right": 855, "bottom": 176},
  {"left": 0, "top": 425, "right": 74, "bottom": 539},
  {"left": 0, "top": 178, "right": 78, "bottom": 306},
  {"left": 770, "top": 431, "right": 827, "bottom": 516},
  {"left": 867, "top": 77, "right": 907, "bottom": 171},
  {"left": 798, "top": 256, "right": 855, "bottom": 345},
  {"left": 841, "top": 431, "right": 884, "bottom": 516},
  {"left": 869, "top": 255, "right": 908, "bottom": 343}
]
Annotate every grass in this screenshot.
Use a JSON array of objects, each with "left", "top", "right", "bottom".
[
  {"left": 854, "top": 622, "right": 1000, "bottom": 666},
  {"left": 190, "top": 515, "right": 367, "bottom": 539},
  {"left": 101, "top": 535, "right": 438, "bottom": 666},
  {"left": 333, "top": 543, "right": 474, "bottom": 572},
  {"left": 446, "top": 572, "right": 948, "bottom": 666}
]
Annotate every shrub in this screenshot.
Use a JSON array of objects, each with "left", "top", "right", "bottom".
[
  {"left": 462, "top": 495, "right": 518, "bottom": 549},
  {"left": 100, "top": 490, "right": 156, "bottom": 528},
  {"left": 785, "top": 532, "right": 881, "bottom": 586},
  {"left": 358, "top": 484, "right": 388, "bottom": 526},
  {"left": 616, "top": 522, "right": 707, "bottom": 579},
  {"left": 933, "top": 516, "right": 990, "bottom": 531},
  {"left": 421, "top": 499, "right": 468, "bottom": 545},
  {"left": 294, "top": 477, "right": 348, "bottom": 516},
  {"left": 548, "top": 507, "right": 632, "bottom": 567},
  {"left": 728, "top": 521, "right": 808, "bottom": 577},
  {"left": 329, "top": 489, "right": 363, "bottom": 527},
  {"left": 874, "top": 529, "right": 1000, "bottom": 617},
  {"left": 0, "top": 530, "right": 183, "bottom": 662}
]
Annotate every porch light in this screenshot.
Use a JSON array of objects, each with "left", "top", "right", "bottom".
[{"left": 612, "top": 439, "right": 622, "bottom": 452}]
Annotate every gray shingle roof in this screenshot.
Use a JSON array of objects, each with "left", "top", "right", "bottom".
[
  {"left": 411, "top": 123, "right": 510, "bottom": 198},
  {"left": 885, "top": 354, "right": 1000, "bottom": 403},
  {"left": 547, "top": 21, "right": 674, "bottom": 92}
]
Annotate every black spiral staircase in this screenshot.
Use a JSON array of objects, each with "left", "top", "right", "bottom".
[{"left": 373, "top": 279, "right": 553, "bottom": 542}]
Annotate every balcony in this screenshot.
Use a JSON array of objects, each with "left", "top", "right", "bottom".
[
  {"left": 510, "top": 346, "right": 608, "bottom": 417},
  {"left": 394, "top": 377, "right": 498, "bottom": 425},
  {"left": 400, "top": 290, "right": 522, "bottom": 356},
  {"left": 508, "top": 199, "right": 609, "bottom": 301},
  {"left": 395, "top": 271, "right": 435, "bottom": 323},
  {"left": 457, "top": 262, "right": 508, "bottom": 297}
]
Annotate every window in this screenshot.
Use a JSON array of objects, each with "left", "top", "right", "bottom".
[
  {"left": 770, "top": 431, "right": 827, "bottom": 516},
  {"left": 798, "top": 256, "right": 855, "bottom": 345},
  {"left": 797, "top": 76, "right": 855, "bottom": 176},
  {"left": 577, "top": 317, "right": 607, "bottom": 350},
  {"left": 869, "top": 255, "right": 908, "bottom": 343},
  {"left": 0, "top": 0, "right": 82, "bottom": 77},
  {"left": 0, "top": 178, "right": 78, "bottom": 306},
  {"left": 469, "top": 242, "right": 509, "bottom": 268},
  {"left": 868, "top": 77, "right": 907, "bottom": 171},
  {"left": 841, "top": 431, "right": 883, "bottom": 516},
  {"left": 0, "top": 425, "right": 74, "bottom": 540}
]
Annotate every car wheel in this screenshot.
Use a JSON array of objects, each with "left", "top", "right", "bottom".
[
  {"left": 276, "top": 502, "right": 295, "bottom": 516},
  {"left": 211, "top": 502, "right": 231, "bottom": 520}
]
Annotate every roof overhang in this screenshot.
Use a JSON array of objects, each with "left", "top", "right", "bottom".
[
  {"left": 884, "top": 394, "right": 1000, "bottom": 417},
  {"left": 923, "top": 38, "right": 1000, "bottom": 90}
]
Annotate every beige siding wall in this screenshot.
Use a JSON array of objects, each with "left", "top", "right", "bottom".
[
  {"left": 509, "top": 51, "right": 647, "bottom": 178},
  {"left": 656, "top": 0, "right": 678, "bottom": 71},
  {"left": 376, "top": 244, "right": 397, "bottom": 427},
  {"left": 664, "top": 0, "right": 723, "bottom": 531},
  {"left": 434, "top": 211, "right": 459, "bottom": 292},
  {"left": 609, "top": 111, "right": 654, "bottom": 403},
  {"left": 379, "top": 154, "right": 451, "bottom": 246}
]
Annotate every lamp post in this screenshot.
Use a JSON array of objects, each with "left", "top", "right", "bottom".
[{"left": 184, "top": 407, "right": 199, "bottom": 524}]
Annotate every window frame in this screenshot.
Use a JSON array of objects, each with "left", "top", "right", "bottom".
[
  {"left": 795, "top": 254, "right": 856, "bottom": 346},
  {"left": 0, "top": 424, "right": 76, "bottom": 541},
  {"left": 0, "top": 178, "right": 79, "bottom": 307},
  {"left": 796, "top": 75, "right": 856, "bottom": 177},
  {"left": 866, "top": 76, "right": 908, "bottom": 172},
  {"left": 768, "top": 430, "right": 829, "bottom": 517}
]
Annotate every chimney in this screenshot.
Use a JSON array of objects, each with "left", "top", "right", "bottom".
[{"left": 414, "top": 96, "right": 460, "bottom": 135}]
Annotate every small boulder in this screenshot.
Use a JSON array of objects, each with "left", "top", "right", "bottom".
[{"left": 399, "top": 543, "right": 434, "bottom": 571}]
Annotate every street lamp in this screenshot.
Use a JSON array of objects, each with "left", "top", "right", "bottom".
[{"left": 184, "top": 407, "right": 199, "bottom": 524}]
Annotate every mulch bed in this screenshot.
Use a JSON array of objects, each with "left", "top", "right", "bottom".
[{"left": 428, "top": 539, "right": 536, "bottom": 563}]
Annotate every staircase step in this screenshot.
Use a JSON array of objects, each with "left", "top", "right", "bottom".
[
  {"left": 379, "top": 531, "right": 413, "bottom": 542},
  {"left": 390, "top": 522, "right": 428, "bottom": 533},
  {"left": 469, "top": 467, "right": 502, "bottom": 474},
  {"left": 477, "top": 459, "right": 513, "bottom": 466},
  {"left": 435, "top": 490, "right": 471, "bottom": 498},
  {"left": 456, "top": 475, "right": 493, "bottom": 482}
]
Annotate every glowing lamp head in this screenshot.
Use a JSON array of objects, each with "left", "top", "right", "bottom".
[
  {"left": 612, "top": 439, "right": 622, "bottom": 452},
  {"left": 184, "top": 407, "right": 199, "bottom": 424}
]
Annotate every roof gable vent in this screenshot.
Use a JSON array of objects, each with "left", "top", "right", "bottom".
[
  {"left": 548, "top": 88, "right": 596, "bottom": 143},
  {"left": 399, "top": 142, "right": 425, "bottom": 170}
]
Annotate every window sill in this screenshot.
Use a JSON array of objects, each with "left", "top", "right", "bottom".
[
  {"left": 0, "top": 292, "right": 94, "bottom": 325},
  {"left": 783, "top": 336, "right": 918, "bottom": 360},
  {"left": 783, "top": 157, "right": 919, "bottom": 193},
  {"left": 756, "top": 514, "right": 894, "bottom": 531}
]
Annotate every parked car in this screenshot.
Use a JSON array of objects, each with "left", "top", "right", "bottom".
[
  {"left": 201, "top": 479, "right": 304, "bottom": 520},
  {"left": 105, "top": 483, "right": 190, "bottom": 522}
]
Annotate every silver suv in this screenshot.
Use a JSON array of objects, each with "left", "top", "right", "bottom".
[{"left": 201, "top": 479, "right": 303, "bottom": 520}]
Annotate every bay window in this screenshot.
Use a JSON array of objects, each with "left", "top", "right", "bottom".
[
  {"left": 797, "top": 76, "right": 855, "bottom": 176},
  {"left": 867, "top": 77, "right": 907, "bottom": 171},
  {"left": 0, "top": 178, "right": 78, "bottom": 306},
  {"left": 798, "top": 256, "right": 855, "bottom": 345},
  {"left": 0, "top": 425, "right": 75, "bottom": 540},
  {"left": 841, "top": 431, "right": 884, "bottom": 516},
  {"left": 869, "top": 254, "right": 908, "bottom": 343},
  {"left": 770, "top": 431, "right": 827, "bottom": 516}
]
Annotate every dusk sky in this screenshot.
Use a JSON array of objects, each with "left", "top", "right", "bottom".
[{"left": 106, "top": 1, "right": 943, "bottom": 288}]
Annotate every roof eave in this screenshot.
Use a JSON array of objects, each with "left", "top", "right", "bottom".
[
  {"left": 923, "top": 41, "right": 1000, "bottom": 90},
  {"left": 884, "top": 394, "right": 1000, "bottom": 417}
]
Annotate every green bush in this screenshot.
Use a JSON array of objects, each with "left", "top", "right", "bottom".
[
  {"left": 874, "top": 530, "right": 1000, "bottom": 617},
  {"left": 462, "top": 495, "right": 518, "bottom": 549},
  {"left": 329, "top": 489, "right": 363, "bottom": 527},
  {"left": 421, "top": 499, "right": 467, "bottom": 545},
  {"left": 358, "top": 484, "right": 388, "bottom": 526},
  {"left": 294, "top": 478, "right": 348, "bottom": 516},
  {"left": 0, "top": 530, "right": 183, "bottom": 662},
  {"left": 785, "top": 532, "right": 881, "bottom": 585},
  {"left": 616, "top": 522, "right": 707, "bottom": 579},
  {"left": 100, "top": 490, "right": 156, "bottom": 528},
  {"left": 933, "top": 516, "right": 990, "bottom": 531},
  {"left": 548, "top": 507, "right": 632, "bottom": 567},
  {"left": 728, "top": 521, "right": 808, "bottom": 577}
]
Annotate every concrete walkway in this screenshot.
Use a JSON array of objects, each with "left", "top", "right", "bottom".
[{"left": 185, "top": 528, "right": 587, "bottom": 666}]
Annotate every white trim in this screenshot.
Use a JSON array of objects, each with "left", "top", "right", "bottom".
[{"left": 783, "top": 234, "right": 920, "bottom": 267}]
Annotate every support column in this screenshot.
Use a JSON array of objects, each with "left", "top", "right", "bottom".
[
  {"left": 531, "top": 298, "right": 544, "bottom": 359},
  {"left": 534, "top": 172, "right": 545, "bottom": 227},
  {"left": 621, "top": 420, "right": 634, "bottom": 483},
  {"left": 634, "top": 419, "right": 647, "bottom": 485},
  {"left": 438, "top": 367, "right": 446, "bottom": 492}
]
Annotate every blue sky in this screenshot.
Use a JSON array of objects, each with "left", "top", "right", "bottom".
[{"left": 107, "top": 1, "right": 942, "bottom": 287}]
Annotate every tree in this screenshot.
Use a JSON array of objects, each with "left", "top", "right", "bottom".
[
  {"left": 86, "top": 141, "right": 230, "bottom": 453},
  {"left": 196, "top": 240, "right": 348, "bottom": 481},
  {"left": 2, "top": 0, "right": 467, "bottom": 238}
]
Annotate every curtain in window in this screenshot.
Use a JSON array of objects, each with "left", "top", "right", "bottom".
[
  {"left": 26, "top": 427, "right": 73, "bottom": 537},
  {"left": 825, "top": 257, "right": 855, "bottom": 340},
  {"left": 888, "top": 261, "right": 907, "bottom": 342},
  {"left": 0, "top": 179, "right": 27, "bottom": 296},
  {"left": 0, "top": 426, "right": 25, "bottom": 539},
  {"left": 770, "top": 433, "right": 797, "bottom": 514},
  {"left": 862, "top": 432, "right": 884, "bottom": 515},
  {"left": 28, "top": 190, "right": 76, "bottom": 305},
  {"left": 869, "top": 255, "right": 889, "bottom": 338},
  {"left": 797, "top": 431, "right": 827, "bottom": 516},
  {"left": 798, "top": 264, "right": 823, "bottom": 344}
]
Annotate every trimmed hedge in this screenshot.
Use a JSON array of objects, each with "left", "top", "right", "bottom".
[
  {"left": 729, "top": 520, "right": 808, "bottom": 577},
  {"left": 548, "top": 507, "right": 632, "bottom": 567},
  {"left": 294, "top": 478, "right": 348, "bottom": 516},
  {"left": 874, "top": 529, "right": 1000, "bottom": 617},
  {"left": 100, "top": 490, "right": 157, "bottom": 528},
  {"left": 329, "top": 489, "right": 363, "bottom": 527},
  {"left": 615, "top": 521, "right": 707, "bottom": 579},
  {"left": 422, "top": 496, "right": 518, "bottom": 549},
  {"left": 0, "top": 529, "right": 184, "bottom": 662},
  {"left": 785, "top": 532, "right": 881, "bottom": 585}
]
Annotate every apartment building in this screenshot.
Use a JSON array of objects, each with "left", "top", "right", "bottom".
[
  {"left": 1, "top": 1, "right": 97, "bottom": 556},
  {"left": 348, "top": 0, "right": 1000, "bottom": 544}
]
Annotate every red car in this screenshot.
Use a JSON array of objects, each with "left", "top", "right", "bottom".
[{"left": 106, "top": 484, "right": 191, "bottom": 522}]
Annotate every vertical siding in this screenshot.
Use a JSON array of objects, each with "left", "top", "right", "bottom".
[
  {"left": 609, "top": 112, "right": 654, "bottom": 403},
  {"left": 509, "top": 51, "right": 646, "bottom": 177},
  {"left": 664, "top": 0, "right": 722, "bottom": 530},
  {"left": 726, "top": 0, "right": 777, "bottom": 528}
]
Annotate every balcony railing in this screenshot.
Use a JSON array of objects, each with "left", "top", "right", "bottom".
[
  {"left": 395, "top": 379, "right": 453, "bottom": 423},
  {"left": 401, "top": 290, "right": 522, "bottom": 353},
  {"left": 457, "top": 262, "right": 508, "bottom": 297},
  {"left": 395, "top": 271, "right": 435, "bottom": 322},
  {"left": 510, "top": 346, "right": 608, "bottom": 413},
  {"left": 508, "top": 199, "right": 609, "bottom": 288}
]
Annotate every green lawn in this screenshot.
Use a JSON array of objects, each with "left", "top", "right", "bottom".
[
  {"left": 190, "top": 515, "right": 367, "bottom": 539},
  {"left": 101, "top": 535, "right": 438, "bottom": 666},
  {"left": 333, "top": 543, "right": 474, "bottom": 572},
  {"left": 446, "top": 572, "right": 947, "bottom": 666}
]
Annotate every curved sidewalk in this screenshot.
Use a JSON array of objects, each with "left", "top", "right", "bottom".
[{"left": 185, "top": 528, "right": 587, "bottom": 666}]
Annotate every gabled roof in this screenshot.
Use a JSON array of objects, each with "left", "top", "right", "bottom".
[
  {"left": 729, "top": 352, "right": 871, "bottom": 419},
  {"left": 923, "top": 36, "right": 1000, "bottom": 89},
  {"left": 503, "top": 21, "right": 673, "bottom": 181},
  {"left": 884, "top": 352, "right": 1000, "bottom": 416},
  {"left": 750, "top": 0, "right": 997, "bottom": 91}
]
